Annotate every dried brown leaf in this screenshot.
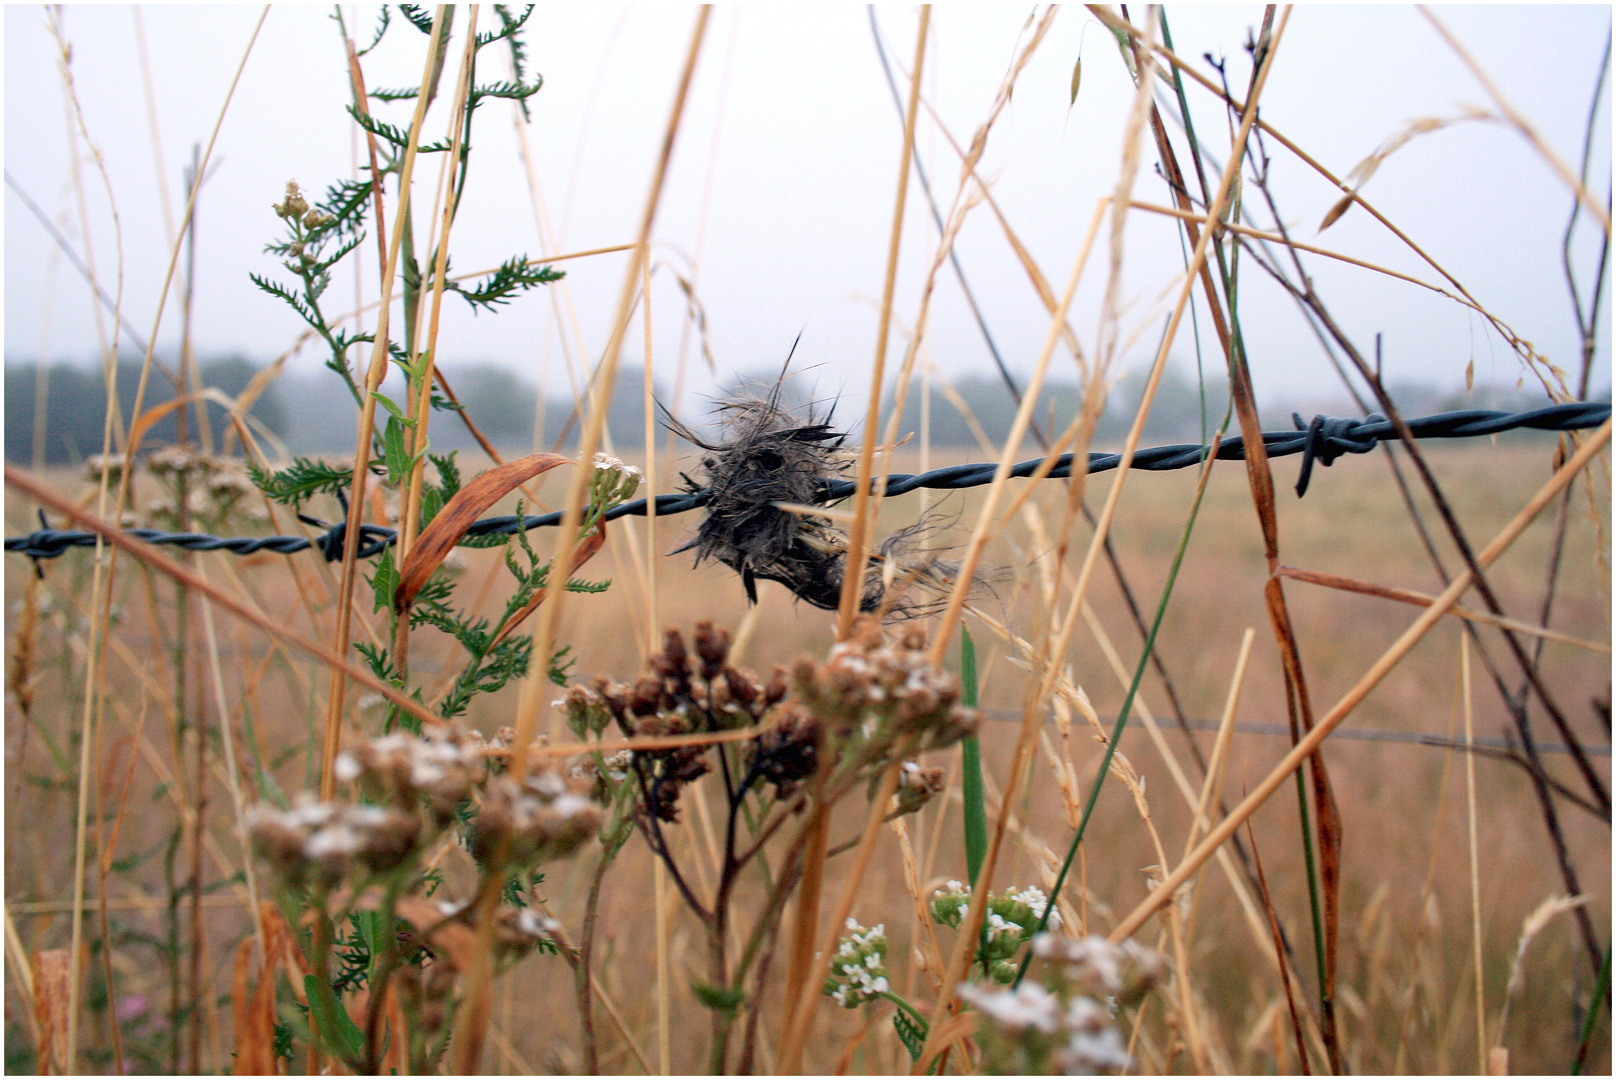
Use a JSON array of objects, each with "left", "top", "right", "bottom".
[
  {"left": 31, "top": 949, "right": 72, "bottom": 1075},
  {"left": 394, "top": 452, "right": 572, "bottom": 613}
]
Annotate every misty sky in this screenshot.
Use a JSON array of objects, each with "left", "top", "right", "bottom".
[{"left": 5, "top": 5, "right": 1610, "bottom": 428}]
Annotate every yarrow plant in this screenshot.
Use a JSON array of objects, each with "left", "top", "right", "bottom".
[
  {"left": 245, "top": 727, "right": 605, "bottom": 1073},
  {"left": 961, "top": 933, "right": 1166, "bottom": 1075},
  {"left": 823, "top": 917, "right": 892, "bottom": 1008},
  {"left": 556, "top": 615, "right": 978, "bottom": 1072},
  {"left": 931, "top": 880, "right": 1063, "bottom": 983}
]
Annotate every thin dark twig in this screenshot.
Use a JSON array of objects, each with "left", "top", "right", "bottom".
[
  {"left": 1236, "top": 167, "right": 1604, "bottom": 855},
  {"left": 632, "top": 762, "right": 711, "bottom": 923},
  {"left": 1238, "top": 149, "right": 1610, "bottom": 979}
]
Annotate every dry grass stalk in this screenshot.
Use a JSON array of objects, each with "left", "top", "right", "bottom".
[
  {"left": 1419, "top": 5, "right": 1611, "bottom": 234},
  {"left": 1495, "top": 892, "right": 1592, "bottom": 1052},
  {"left": 471, "top": 13, "right": 710, "bottom": 1072},
  {"left": 1095, "top": 2, "right": 1577, "bottom": 400},
  {"left": 396, "top": 6, "right": 482, "bottom": 596},
  {"left": 1461, "top": 634, "right": 1488, "bottom": 1072},
  {"left": 1112, "top": 417, "right": 1612, "bottom": 943},
  {"left": 1276, "top": 565, "right": 1611, "bottom": 653},
  {"left": 833, "top": 7, "right": 930, "bottom": 639},
  {"left": 918, "top": 14, "right": 1288, "bottom": 1066},
  {"left": 784, "top": 10, "right": 931, "bottom": 1068},
  {"left": 324, "top": 3, "right": 448, "bottom": 833}
]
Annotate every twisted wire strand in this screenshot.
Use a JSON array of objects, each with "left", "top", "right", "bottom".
[{"left": 8, "top": 403, "right": 1608, "bottom": 561}]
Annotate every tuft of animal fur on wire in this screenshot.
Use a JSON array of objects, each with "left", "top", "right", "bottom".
[{"left": 664, "top": 389, "right": 959, "bottom": 619}]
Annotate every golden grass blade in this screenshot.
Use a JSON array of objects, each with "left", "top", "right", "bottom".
[
  {"left": 922, "top": 197, "right": 1107, "bottom": 669},
  {"left": 1191, "top": 628, "right": 1255, "bottom": 855},
  {"left": 457, "top": 22, "right": 712, "bottom": 1068},
  {"left": 1110, "top": 418, "right": 1611, "bottom": 943},
  {"left": 191, "top": 562, "right": 267, "bottom": 964},
  {"left": 1462, "top": 634, "right": 1488, "bottom": 1072},
  {"left": 869, "top": 6, "right": 1059, "bottom": 544},
  {"left": 836, "top": 6, "right": 931, "bottom": 638},
  {"left": 1495, "top": 892, "right": 1591, "bottom": 1053},
  {"left": 1130, "top": 198, "right": 1489, "bottom": 310},
  {"left": 1276, "top": 565, "right": 1611, "bottom": 653},
  {"left": 4, "top": 908, "right": 37, "bottom": 1048},
  {"left": 1419, "top": 6, "right": 1610, "bottom": 235},
  {"left": 780, "top": 753, "right": 908, "bottom": 1072},
  {"left": 510, "top": 4, "right": 709, "bottom": 775},
  {"left": 397, "top": 5, "right": 481, "bottom": 580},
  {"left": 919, "top": 14, "right": 1292, "bottom": 1069},
  {"left": 654, "top": 858, "right": 671, "bottom": 1074},
  {"left": 1092, "top": 3, "right": 1574, "bottom": 400},
  {"left": 325, "top": 2, "right": 450, "bottom": 814}
]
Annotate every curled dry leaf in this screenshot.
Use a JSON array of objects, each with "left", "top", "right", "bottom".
[
  {"left": 394, "top": 452, "right": 572, "bottom": 613},
  {"left": 233, "top": 900, "right": 307, "bottom": 1073}
]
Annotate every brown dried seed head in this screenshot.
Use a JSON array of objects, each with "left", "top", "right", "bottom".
[
  {"left": 629, "top": 674, "right": 665, "bottom": 716},
  {"left": 721, "top": 666, "right": 759, "bottom": 708},
  {"left": 652, "top": 628, "right": 691, "bottom": 686},
  {"left": 693, "top": 620, "right": 730, "bottom": 682},
  {"left": 763, "top": 667, "right": 790, "bottom": 708},
  {"left": 352, "top": 806, "right": 424, "bottom": 873}
]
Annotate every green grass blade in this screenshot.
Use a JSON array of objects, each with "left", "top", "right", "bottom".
[
  {"left": 960, "top": 627, "right": 987, "bottom": 887},
  {"left": 1571, "top": 940, "right": 1611, "bottom": 1074},
  {"left": 304, "top": 973, "right": 364, "bottom": 1065}
]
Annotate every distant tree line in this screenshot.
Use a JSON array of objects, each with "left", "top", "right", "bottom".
[
  {"left": 8, "top": 355, "right": 1571, "bottom": 468},
  {"left": 5, "top": 356, "right": 285, "bottom": 466}
]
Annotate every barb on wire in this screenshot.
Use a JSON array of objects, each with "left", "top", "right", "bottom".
[{"left": 6, "top": 403, "right": 1608, "bottom": 562}]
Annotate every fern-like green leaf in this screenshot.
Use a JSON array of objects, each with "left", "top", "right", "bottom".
[
  {"left": 355, "top": 6, "right": 390, "bottom": 56},
  {"left": 447, "top": 255, "right": 565, "bottom": 313},
  {"left": 398, "top": 4, "right": 434, "bottom": 34},
  {"left": 893, "top": 1008, "right": 928, "bottom": 1063},
  {"left": 248, "top": 457, "right": 354, "bottom": 506}
]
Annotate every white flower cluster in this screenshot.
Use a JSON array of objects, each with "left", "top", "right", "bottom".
[
  {"left": 930, "top": 882, "right": 1063, "bottom": 983},
  {"left": 823, "top": 917, "right": 891, "bottom": 1009},
  {"left": 959, "top": 981, "right": 1131, "bottom": 1075},
  {"left": 1032, "top": 933, "right": 1166, "bottom": 1004},
  {"left": 590, "top": 453, "right": 642, "bottom": 508},
  {"left": 334, "top": 731, "right": 486, "bottom": 826},
  {"left": 247, "top": 794, "right": 421, "bottom": 887}
]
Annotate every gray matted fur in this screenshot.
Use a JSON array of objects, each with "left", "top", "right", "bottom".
[{"left": 664, "top": 384, "right": 959, "bottom": 619}]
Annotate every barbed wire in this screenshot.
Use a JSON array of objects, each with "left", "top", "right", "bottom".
[
  {"left": 977, "top": 708, "right": 1612, "bottom": 756},
  {"left": 7, "top": 403, "right": 1608, "bottom": 562}
]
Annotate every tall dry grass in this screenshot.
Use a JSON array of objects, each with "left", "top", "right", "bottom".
[{"left": 4, "top": 5, "right": 1609, "bottom": 1076}]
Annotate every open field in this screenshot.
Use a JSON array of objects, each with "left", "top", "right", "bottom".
[
  {"left": 4, "top": 5, "right": 1610, "bottom": 1075},
  {"left": 6, "top": 434, "right": 1608, "bottom": 1074}
]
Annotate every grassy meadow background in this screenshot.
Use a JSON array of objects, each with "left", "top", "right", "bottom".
[{"left": 4, "top": 5, "right": 1610, "bottom": 1075}]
